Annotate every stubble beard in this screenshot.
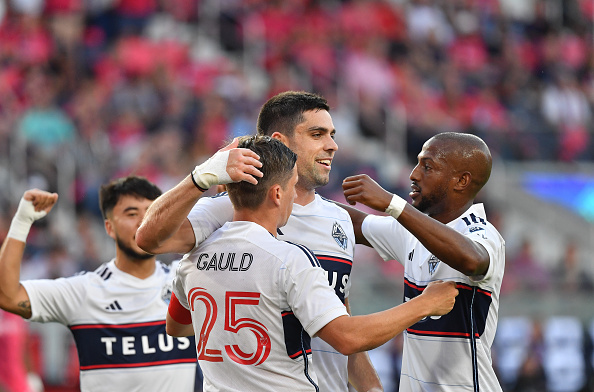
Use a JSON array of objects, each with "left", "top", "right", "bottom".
[
  {"left": 116, "top": 237, "right": 154, "bottom": 261},
  {"left": 414, "top": 185, "right": 448, "bottom": 215}
]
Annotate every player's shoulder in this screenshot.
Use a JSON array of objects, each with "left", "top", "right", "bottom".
[
  {"left": 90, "top": 261, "right": 117, "bottom": 283},
  {"left": 197, "top": 191, "right": 230, "bottom": 203},
  {"left": 279, "top": 241, "right": 322, "bottom": 268},
  {"left": 459, "top": 204, "right": 504, "bottom": 241},
  {"left": 315, "top": 193, "right": 352, "bottom": 220}
]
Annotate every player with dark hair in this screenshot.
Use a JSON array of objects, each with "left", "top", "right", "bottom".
[
  {"left": 136, "top": 91, "right": 384, "bottom": 392},
  {"left": 165, "top": 135, "right": 459, "bottom": 391},
  {"left": 341, "top": 132, "right": 505, "bottom": 391},
  {"left": 0, "top": 176, "right": 197, "bottom": 392}
]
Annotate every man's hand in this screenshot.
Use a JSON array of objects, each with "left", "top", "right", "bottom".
[
  {"left": 419, "top": 281, "right": 459, "bottom": 317},
  {"left": 342, "top": 174, "right": 393, "bottom": 212},
  {"left": 7, "top": 190, "right": 58, "bottom": 242},
  {"left": 192, "top": 138, "right": 263, "bottom": 190}
]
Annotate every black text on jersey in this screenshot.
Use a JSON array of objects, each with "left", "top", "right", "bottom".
[{"left": 196, "top": 252, "right": 253, "bottom": 271}]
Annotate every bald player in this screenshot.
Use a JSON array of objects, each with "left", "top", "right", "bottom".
[{"left": 340, "top": 132, "right": 505, "bottom": 391}]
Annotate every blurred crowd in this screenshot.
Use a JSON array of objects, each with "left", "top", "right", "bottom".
[{"left": 1, "top": 0, "right": 594, "bottom": 391}]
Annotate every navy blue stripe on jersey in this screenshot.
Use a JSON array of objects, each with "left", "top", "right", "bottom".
[
  {"left": 285, "top": 242, "right": 321, "bottom": 267},
  {"left": 281, "top": 311, "right": 312, "bottom": 359},
  {"left": 316, "top": 254, "right": 352, "bottom": 304},
  {"left": 281, "top": 311, "right": 318, "bottom": 390},
  {"left": 470, "top": 286, "right": 479, "bottom": 392},
  {"left": 69, "top": 321, "right": 196, "bottom": 370},
  {"left": 97, "top": 266, "right": 112, "bottom": 281},
  {"left": 403, "top": 278, "right": 492, "bottom": 339},
  {"left": 210, "top": 191, "right": 228, "bottom": 198}
]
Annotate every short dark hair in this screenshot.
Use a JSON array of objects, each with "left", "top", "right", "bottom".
[
  {"left": 99, "top": 176, "right": 162, "bottom": 219},
  {"left": 256, "top": 91, "right": 330, "bottom": 138},
  {"left": 226, "top": 135, "right": 297, "bottom": 210}
]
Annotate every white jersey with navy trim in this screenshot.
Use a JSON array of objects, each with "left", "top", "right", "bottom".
[
  {"left": 362, "top": 203, "right": 504, "bottom": 392},
  {"left": 21, "top": 260, "right": 196, "bottom": 392},
  {"left": 187, "top": 192, "right": 356, "bottom": 392},
  {"left": 173, "top": 221, "right": 349, "bottom": 392}
]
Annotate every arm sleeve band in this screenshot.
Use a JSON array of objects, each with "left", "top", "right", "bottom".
[{"left": 168, "top": 293, "right": 193, "bottom": 325}]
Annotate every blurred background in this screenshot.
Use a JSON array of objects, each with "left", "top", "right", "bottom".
[{"left": 0, "top": 0, "right": 594, "bottom": 390}]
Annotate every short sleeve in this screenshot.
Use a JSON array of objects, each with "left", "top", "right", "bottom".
[
  {"left": 187, "top": 194, "right": 234, "bottom": 248},
  {"left": 171, "top": 262, "right": 189, "bottom": 310},
  {"left": 465, "top": 224, "right": 505, "bottom": 284},
  {"left": 281, "top": 247, "right": 349, "bottom": 337},
  {"left": 22, "top": 276, "right": 87, "bottom": 325},
  {"left": 361, "top": 214, "right": 408, "bottom": 265}
]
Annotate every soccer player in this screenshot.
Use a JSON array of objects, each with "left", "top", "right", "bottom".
[
  {"left": 136, "top": 91, "right": 383, "bottom": 391},
  {"left": 165, "top": 135, "right": 459, "bottom": 392},
  {"left": 341, "top": 132, "right": 505, "bottom": 391},
  {"left": 0, "top": 176, "right": 197, "bottom": 392}
]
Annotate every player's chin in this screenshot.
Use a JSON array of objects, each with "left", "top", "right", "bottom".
[{"left": 314, "top": 173, "right": 330, "bottom": 187}]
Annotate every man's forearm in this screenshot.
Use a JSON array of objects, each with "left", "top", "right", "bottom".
[
  {"left": 137, "top": 175, "right": 202, "bottom": 254},
  {"left": 348, "top": 351, "right": 383, "bottom": 392},
  {"left": 396, "top": 206, "right": 489, "bottom": 276}
]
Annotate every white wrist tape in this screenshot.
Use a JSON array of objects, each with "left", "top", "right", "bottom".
[
  {"left": 7, "top": 198, "right": 48, "bottom": 242},
  {"left": 192, "top": 150, "right": 232, "bottom": 190},
  {"left": 385, "top": 194, "right": 407, "bottom": 219}
]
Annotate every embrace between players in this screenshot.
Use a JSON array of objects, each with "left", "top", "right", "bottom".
[{"left": 0, "top": 91, "right": 504, "bottom": 392}]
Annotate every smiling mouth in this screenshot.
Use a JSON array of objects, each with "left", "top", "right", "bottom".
[{"left": 316, "top": 159, "right": 332, "bottom": 167}]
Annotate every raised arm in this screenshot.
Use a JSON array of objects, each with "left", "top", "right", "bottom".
[
  {"left": 136, "top": 139, "right": 263, "bottom": 255},
  {"left": 0, "top": 190, "right": 58, "bottom": 318},
  {"left": 342, "top": 174, "right": 490, "bottom": 277},
  {"left": 316, "top": 280, "right": 458, "bottom": 355}
]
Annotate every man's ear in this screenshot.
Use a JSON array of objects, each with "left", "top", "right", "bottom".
[
  {"left": 454, "top": 171, "right": 472, "bottom": 191},
  {"left": 269, "top": 184, "right": 282, "bottom": 207},
  {"left": 104, "top": 219, "right": 116, "bottom": 240},
  {"left": 271, "top": 132, "right": 288, "bottom": 145}
]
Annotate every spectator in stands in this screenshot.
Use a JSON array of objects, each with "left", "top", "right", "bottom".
[{"left": 552, "top": 241, "right": 594, "bottom": 293}]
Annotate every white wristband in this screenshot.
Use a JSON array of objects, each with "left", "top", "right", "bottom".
[
  {"left": 385, "top": 194, "right": 407, "bottom": 219},
  {"left": 192, "top": 150, "right": 232, "bottom": 190},
  {"left": 7, "top": 198, "right": 47, "bottom": 242}
]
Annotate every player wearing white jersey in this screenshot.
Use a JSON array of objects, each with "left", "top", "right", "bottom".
[
  {"left": 183, "top": 191, "right": 356, "bottom": 391},
  {"left": 23, "top": 259, "right": 196, "bottom": 392},
  {"left": 0, "top": 177, "right": 196, "bottom": 392},
  {"left": 171, "top": 221, "right": 349, "bottom": 392},
  {"left": 163, "top": 135, "right": 459, "bottom": 392},
  {"left": 341, "top": 132, "right": 505, "bottom": 391},
  {"left": 137, "top": 91, "right": 383, "bottom": 391}
]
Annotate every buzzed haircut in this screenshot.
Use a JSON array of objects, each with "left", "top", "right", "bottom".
[
  {"left": 256, "top": 91, "right": 330, "bottom": 138},
  {"left": 99, "top": 176, "right": 162, "bottom": 219},
  {"left": 226, "top": 135, "right": 297, "bottom": 210},
  {"left": 432, "top": 132, "right": 492, "bottom": 190},
  {"left": 432, "top": 132, "right": 490, "bottom": 154}
]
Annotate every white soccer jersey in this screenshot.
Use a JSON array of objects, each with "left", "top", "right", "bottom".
[
  {"left": 187, "top": 192, "right": 356, "bottom": 392},
  {"left": 362, "top": 203, "right": 505, "bottom": 392},
  {"left": 21, "top": 260, "right": 196, "bottom": 392},
  {"left": 173, "top": 221, "right": 349, "bottom": 392}
]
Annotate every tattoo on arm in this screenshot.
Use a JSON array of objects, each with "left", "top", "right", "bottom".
[{"left": 17, "top": 300, "right": 32, "bottom": 318}]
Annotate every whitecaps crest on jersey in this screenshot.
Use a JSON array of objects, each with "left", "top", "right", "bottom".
[
  {"left": 428, "top": 255, "right": 440, "bottom": 275},
  {"left": 161, "top": 284, "right": 173, "bottom": 305},
  {"left": 332, "top": 222, "right": 348, "bottom": 250}
]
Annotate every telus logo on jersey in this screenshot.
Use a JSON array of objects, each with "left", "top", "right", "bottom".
[
  {"left": 332, "top": 222, "right": 348, "bottom": 250},
  {"left": 196, "top": 252, "right": 253, "bottom": 271},
  {"left": 71, "top": 321, "right": 196, "bottom": 370}
]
